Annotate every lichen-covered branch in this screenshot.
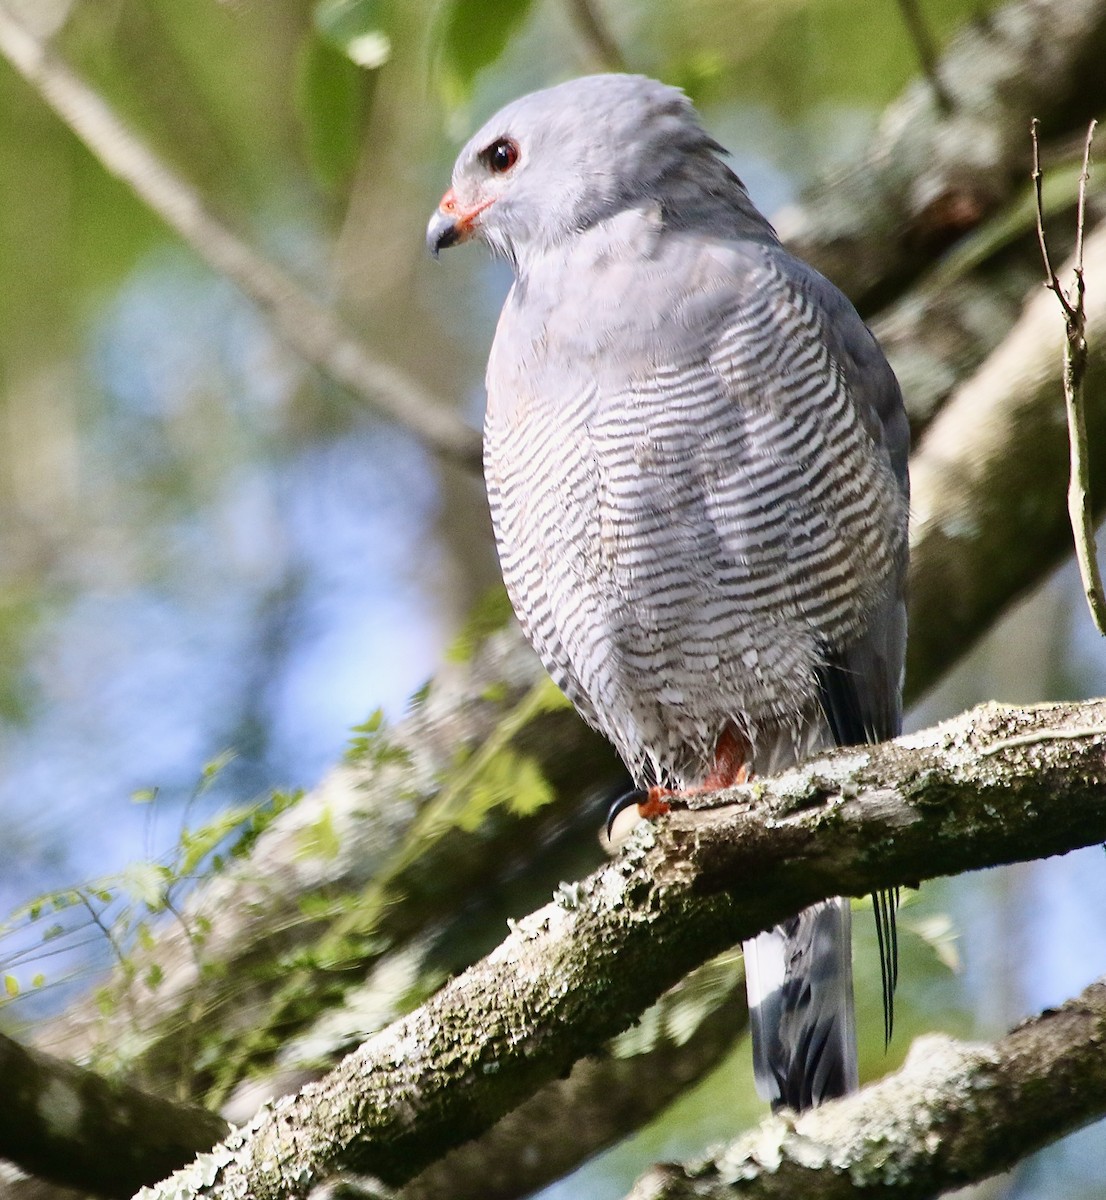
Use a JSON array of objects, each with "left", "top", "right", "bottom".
[
  {"left": 0, "top": 1030, "right": 228, "bottom": 1198},
  {"left": 400, "top": 952, "right": 747, "bottom": 1200},
  {"left": 624, "top": 977, "right": 1106, "bottom": 1199},
  {"left": 132, "top": 697, "right": 1106, "bottom": 1199}
]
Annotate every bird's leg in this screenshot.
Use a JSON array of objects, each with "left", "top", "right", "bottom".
[
  {"left": 701, "top": 724, "right": 751, "bottom": 790},
  {"left": 606, "top": 725, "right": 751, "bottom": 838}
]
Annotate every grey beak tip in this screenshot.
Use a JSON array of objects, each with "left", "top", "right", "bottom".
[{"left": 427, "top": 212, "right": 460, "bottom": 259}]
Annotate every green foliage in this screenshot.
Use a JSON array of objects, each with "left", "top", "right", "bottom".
[
  {"left": 344, "top": 707, "right": 414, "bottom": 767},
  {"left": 433, "top": 0, "right": 536, "bottom": 109},
  {"left": 0, "top": 777, "right": 303, "bottom": 1018},
  {"left": 297, "top": 33, "right": 370, "bottom": 191},
  {"left": 203, "top": 675, "right": 570, "bottom": 1104},
  {"left": 297, "top": 804, "right": 342, "bottom": 861},
  {"left": 445, "top": 586, "right": 515, "bottom": 664},
  {"left": 0, "top": 585, "right": 45, "bottom": 725},
  {"left": 314, "top": 0, "right": 392, "bottom": 66}
]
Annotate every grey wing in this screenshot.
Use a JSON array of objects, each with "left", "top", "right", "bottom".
[
  {"left": 587, "top": 239, "right": 909, "bottom": 778},
  {"left": 803, "top": 256, "right": 910, "bottom": 749},
  {"left": 792, "top": 255, "right": 910, "bottom": 1051}
]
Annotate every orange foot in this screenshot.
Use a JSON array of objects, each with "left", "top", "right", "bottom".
[
  {"left": 606, "top": 726, "right": 752, "bottom": 839},
  {"left": 636, "top": 786, "right": 672, "bottom": 820}
]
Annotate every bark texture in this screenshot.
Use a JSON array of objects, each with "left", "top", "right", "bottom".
[{"left": 776, "top": 0, "right": 1106, "bottom": 310}]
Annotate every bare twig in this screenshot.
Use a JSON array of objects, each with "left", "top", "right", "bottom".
[
  {"left": 907, "top": 210, "right": 1106, "bottom": 698},
  {"left": 895, "top": 0, "right": 953, "bottom": 114},
  {"left": 0, "top": 4, "right": 482, "bottom": 470},
  {"left": 1032, "top": 117, "right": 1106, "bottom": 636},
  {"left": 565, "top": 0, "right": 625, "bottom": 71}
]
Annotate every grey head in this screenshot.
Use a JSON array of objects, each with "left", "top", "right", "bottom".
[{"left": 427, "top": 73, "right": 764, "bottom": 270}]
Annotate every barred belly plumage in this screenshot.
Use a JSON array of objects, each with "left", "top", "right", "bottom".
[{"left": 485, "top": 246, "right": 903, "bottom": 790}]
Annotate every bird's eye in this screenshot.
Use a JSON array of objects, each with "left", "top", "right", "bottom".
[{"left": 482, "top": 137, "right": 519, "bottom": 174}]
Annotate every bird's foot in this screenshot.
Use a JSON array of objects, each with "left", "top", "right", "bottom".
[{"left": 606, "top": 786, "right": 672, "bottom": 840}]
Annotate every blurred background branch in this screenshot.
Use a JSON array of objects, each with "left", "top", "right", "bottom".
[{"left": 0, "top": 2, "right": 481, "bottom": 469}]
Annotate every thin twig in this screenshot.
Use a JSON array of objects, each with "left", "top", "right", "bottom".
[
  {"left": 895, "top": 0, "right": 953, "bottom": 114},
  {"left": 565, "top": 0, "right": 625, "bottom": 72},
  {"left": 0, "top": 4, "right": 482, "bottom": 470},
  {"left": 1032, "top": 117, "right": 1106, "bottom": 636}
]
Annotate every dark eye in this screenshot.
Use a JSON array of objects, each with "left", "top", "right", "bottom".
[{"left": 482, "top": 137, "right": 519, "bottom": 174}]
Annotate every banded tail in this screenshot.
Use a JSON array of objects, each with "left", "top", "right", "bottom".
[{"left": 743, "top": 897, "right": 857, "bottom": 1111}]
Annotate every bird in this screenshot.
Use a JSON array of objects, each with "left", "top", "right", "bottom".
[{"left": 427, "top": 73, "right": 909, "bottom": 1113}]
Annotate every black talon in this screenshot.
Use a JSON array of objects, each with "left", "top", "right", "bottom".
[{"left": 606, "top": 788, "right": 647, "bottom": 840}]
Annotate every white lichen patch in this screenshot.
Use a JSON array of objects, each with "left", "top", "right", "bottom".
[{"left": 597, "top": 864, "right": 631, "bottom": 912}]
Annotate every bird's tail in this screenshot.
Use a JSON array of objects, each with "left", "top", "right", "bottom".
[{"left": 743, "top": 897, "right": 857, "bottom": 1111}]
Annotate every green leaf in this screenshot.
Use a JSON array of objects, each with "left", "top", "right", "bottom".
[
  {"left": 907, "top": 912, "right": 961, "bottom": 974},
  {"left": 199, "top": 750, "right": 236, "bottom": 793},
  {"left": 458, "top": 748, "right": 554, "bottom": 830},
  {"left": 177, "top": 803, "right": 255, "bottom": 876},
  {"left": 122, "top": 863, "right": 171, "bottom": 910},
  {"left": 296, "top": 33, "right": 369, "bottom": 191},
  {"left": 297, "top": 805, "right": 342, "bottom": 861},
  {"left": 434, "top": 0, "right": 536, "bottom": 109},
  {"left": 345, "top": 708, "right": 412, "bottom": 766}
]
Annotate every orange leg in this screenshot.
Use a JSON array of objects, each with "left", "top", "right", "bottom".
[
  {"left": 701, "top": 725, "right": 751, "bottom": 790},
  {"left": 636, "top": 786, "right": 672, "bottom": 819}
]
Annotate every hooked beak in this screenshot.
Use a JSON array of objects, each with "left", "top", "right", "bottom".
[{"left": 427, "top": 189, "right": 493, "bottom": 258}]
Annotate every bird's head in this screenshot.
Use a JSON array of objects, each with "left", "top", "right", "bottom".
[{"left": 426, "top": 74, "right": 725, "bottom": 269}]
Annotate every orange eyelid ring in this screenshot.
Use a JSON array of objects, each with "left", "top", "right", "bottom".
[{"left": 427, "top": 191, "right": 495, "bottom": 257}]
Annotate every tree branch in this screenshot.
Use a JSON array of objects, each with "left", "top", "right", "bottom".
[
  {"left": 624, "top": 977, "right": 1106, "bottom": 1199},
  {"left": 564, "top": 0, "right": 626, "bottom": 71},
  {"left": 0, "top": 3, "right": 482, "bottom": 469},
  {"left": 129, "top": 697, "right": 1106, "bottom": 1199},
  {"left": 776, "top": 0, "right": 1106, "bottom": 311},
  {"left": 400, "top": 953, "right": 746, "bottom": 1200},
  {"left": 1033, "top": 117, "right": 1106, "bottom": 636},
  {"left": 894, "top": 0, "right": 952, "bottom": 114},
  {"left": 0, "top": 1030, "right": 228, "bottom": 1198}
]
